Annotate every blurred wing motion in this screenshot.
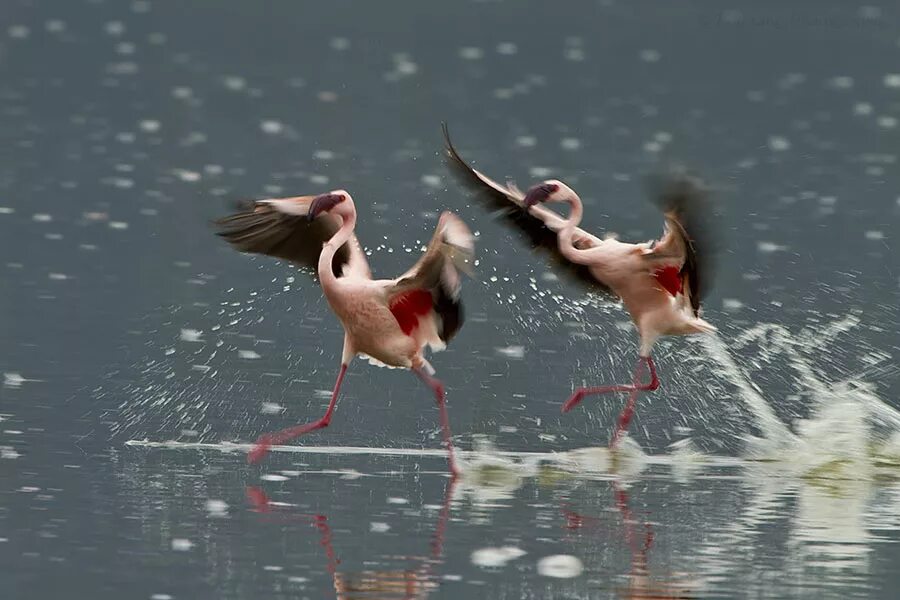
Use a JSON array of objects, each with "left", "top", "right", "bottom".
[
  {"left": 643, "top": 170, "right": 720, "bottom": 315},
  {"left": 389, "top": 212, "right": 475, "bottom": 345},
  {"left": 442, "top": 123, "right": 608, "bottom": 293},
  {"left": 214, "top": 196, "right": 371, "bottom": 279}
]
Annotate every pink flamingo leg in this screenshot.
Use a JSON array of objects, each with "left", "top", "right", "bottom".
[
  {"left": 248, "top": 363, "right": 349, "bottom": 464},
  {"left": 560, "top": 356, "right": 659, "bottom": 448},
  {"left": 413, "top": 367, "right": 460, "bottom": 478}
]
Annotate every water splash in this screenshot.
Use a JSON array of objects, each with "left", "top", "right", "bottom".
[{"left": 701, "top": 315, "right": 900, "bottom": 479}]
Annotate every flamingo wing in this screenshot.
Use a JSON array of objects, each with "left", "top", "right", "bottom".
[
  {"left": 642, "top": 170, "right": 720, "bottom": 315},
  {"left": 215, "top": 196, "right": 371, "bottom": 280},
  {"left": 442, "top": 124, "right": 609, "bottom": 293},
  {"left": 388, "top": 212, "right": 474, "bottom": 344}
]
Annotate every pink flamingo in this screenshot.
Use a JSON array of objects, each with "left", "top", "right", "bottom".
[
  {"left": 444, "top": 125, "right": 717, "bottom": 447},
  {"left": 216, "top": 190, "right": 474, "bottom": 474}
]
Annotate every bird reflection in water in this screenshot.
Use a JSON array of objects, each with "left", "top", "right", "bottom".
[
  {"left": 564, "top": 480, "right": 699, "bottom": 599},
  {"left": 246, "top": 477, "right": 457, "bottom": 599}
]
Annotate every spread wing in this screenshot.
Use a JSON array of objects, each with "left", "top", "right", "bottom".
[
  {"left": 214, "top": 196, "right": 371, "bottom": 280},
  {"left": 442, "top": 123, "right": 609, "bottom": 294},
  {"left": 643, "top": 170, "right": 720, "bottom": 315},
  {"left": 389, "top": 212, "right": 474, "bottom": 344}
]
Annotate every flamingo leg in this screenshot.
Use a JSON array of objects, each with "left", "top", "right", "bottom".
[
  {"left": 413, "top": 367, "right": 460, "bottom": 478},
  {"left": 560, "top": 356, "right": 659, "bottom": 448},
  {"left": 248, "top": 363, "right": 349, "bottom": 464}
]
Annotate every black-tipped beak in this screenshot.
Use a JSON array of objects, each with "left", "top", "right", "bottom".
[
  {"left": 307, "top": 193, "right": 344, "bottom": 221},
  {"left": 523, "top": 183, "right": 559, "bottom": 208}
]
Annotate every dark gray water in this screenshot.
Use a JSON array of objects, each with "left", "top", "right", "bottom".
[{"left": 2, "top": 1, "right": 900, "bottom": 598}]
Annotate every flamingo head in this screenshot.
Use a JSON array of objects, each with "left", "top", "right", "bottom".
[
  {"left": 308, "top": 190, "right": 353, "bottom": 221},
  {"left": 523, "top": 180, "right": 566, "bottom": 208}
]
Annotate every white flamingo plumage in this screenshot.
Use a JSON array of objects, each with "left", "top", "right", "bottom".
[
  {"left": 443, "top": 125, "right": 718, "bottom": 446},
  {"left": 216, "top": 190, "right": 474, "bottom": 473}
]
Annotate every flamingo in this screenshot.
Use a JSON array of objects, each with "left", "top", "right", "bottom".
[
  {"left": 215, "top": 190, "right": 474, "bottom": 474},
  {"left": 443, "top": 125, "right": 718, "bottom": 447}
]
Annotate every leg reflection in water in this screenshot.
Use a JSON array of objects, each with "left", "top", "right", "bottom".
[
  {"left": 562, "top": 479, "right": 699, "bottom": 599},
  {"left": 247, "top": 476, "right": 458, "bottom": 599}
]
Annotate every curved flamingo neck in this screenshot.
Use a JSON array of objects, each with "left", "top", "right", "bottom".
[
  {"left": 560, "top": 191, "right": 583, "bottom": 230},
  {"left": 556, "top": 190, "right": 587, "bottom": 261},
  {"left": 318, "top": 206, "right": 357, "bottom": 285}
]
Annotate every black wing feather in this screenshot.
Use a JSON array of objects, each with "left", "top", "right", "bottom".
[
  {"left": 442, "top": 124, "right": 610, "bottom": 295},
  {"left": 646, "top": 170, "right": 721, "bottom": 314},
  {"left": 214, "top": 200, "right": 351, "bottom": 278}
]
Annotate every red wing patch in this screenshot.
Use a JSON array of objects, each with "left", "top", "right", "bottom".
[
  {"left": 654, "top": 266, "right": 683, "bottom": 296},
  {"left": 389, "top": 289, "right": 434, "bottom": 335}
]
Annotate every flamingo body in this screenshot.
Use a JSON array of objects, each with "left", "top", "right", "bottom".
[
  {"left": 216, "top": 190, "right": 473, "bottom": 472},
  {"left": 442, "top": 124, "right": 719, "bottom": 444}
]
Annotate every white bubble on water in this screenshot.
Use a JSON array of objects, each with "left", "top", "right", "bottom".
[
  {"left": 238, "top": 350, "right": 261, "bottom": 359},
  {"left": 495, "top": 345, "right": 525, "bottom": 359},
  {"left": 139, "top": 120, "right": 161, "bottom": 133},
  {"left": 853, "top": 103, "right": 873, "bottom": 116},
  {"left": 421, "top": 174, "right": 442, "bottom": 188},
  {"left": 171, "top": 87, "right": 193, "bottom": 100},
  {"left": 639, "top": 49, "right": 661, "bottom": 62},
  {"left": 537, "top": 555, "right": 583, "bottom": 578},
  {"left": 884, "top": 74, "right": 900, "bottom": 88},
  {"left": 459, "top": 47, "right": 484, "bottom": 60},
  {"left": 828, "top": 76, "right": 854, "bottom": 90},
  {"left": 180, "top": 329, "right": 203, "bottom": 342},
  {"left": 516, "top": 136, "right": 537, "bottom": 148},
  {"left": 260, "top": 402, "right": 284, "bottom": 415},
  {"left": 171, "top": 538, "right": 193, "bottom": 551},
  {"left": 9, "top": 25, "right": 30, "bottom": 39},
  {"left": 205, "top": 499, "right": 228, "bottom": 517},
  {"left": 173, "top": 169, "right": 200, "bottom": 182},
  {"left": 105, "top": 21, "right": 125, "bottom": 36},
  {"left": 261, "top": 474, "right": 288, "bottom": 482},
  {"left": 723, "top": 298, "right": 744, "bottom": 311},
  {"left": 330, "top": 37, "right": 350, "bottom": 51},
  {"left": 471, "top": 546, "right": 527, "bottom": 568},
  {"left": 4, "top": 373, "right": 25, "bottom": 388},
  {"left": 370, "top": 522, "right": 391, "bottom": 533},
  {"left": 877, "top": 116, "right": 897, "bottom": 129},
  {"left": 757, "top": 241, "right": 786, "bottom": 253},
  {"left": 260, "top": 120, "right": 284, "bottom": 135},
  {"left": 768, "top": 136, "right": 791, "bottom": 151}
]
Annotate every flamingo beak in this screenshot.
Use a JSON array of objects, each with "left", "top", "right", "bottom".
[
  {"left": 523, "top": 183, "right": 559, "bottom": 208},
  {"left": 307, "top": 193, "right": 344, "bottom": 221}
]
